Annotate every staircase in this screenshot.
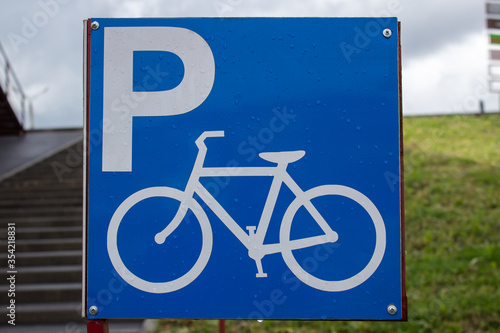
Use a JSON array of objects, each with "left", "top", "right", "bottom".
[{"left": 0, "top": 142, "right": 147, "bottom": 332}]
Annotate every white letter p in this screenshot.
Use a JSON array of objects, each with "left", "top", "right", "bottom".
[{"left": 102, "top": 27, "right": 215, "bottom": 172}]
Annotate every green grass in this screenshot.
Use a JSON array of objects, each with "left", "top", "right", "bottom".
[{"left": 156, "top": 115, "right": 500, "bottom": 333}]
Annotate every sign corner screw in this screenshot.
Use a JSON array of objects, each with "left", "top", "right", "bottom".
[
  {"left": 89, "top": 305, "right": 99, "bottom": 315},
  {"left": 383, "top": 28, "right": 392, "bottom": 38},
  {"left": 387, "top": 304, "right": 397, "bottom": 315},
  {"left": 91, "top": 21, "right": 100, "bottom": 31}
]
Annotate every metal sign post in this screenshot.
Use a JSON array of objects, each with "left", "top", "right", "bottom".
[
  {"left": 84, "top": 17, "right": 406, "bottom": 323},
  {"left": 87, "top": 319, "right": 109, "bottom": 333}
]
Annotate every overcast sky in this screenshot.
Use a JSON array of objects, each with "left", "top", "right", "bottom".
[{"left": 0, "top": 0, "right": 496, "bottom": 129}]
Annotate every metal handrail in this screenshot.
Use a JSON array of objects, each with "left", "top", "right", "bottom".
[{"left": 0, "top": 41, "right": 26, "bottom": 128}]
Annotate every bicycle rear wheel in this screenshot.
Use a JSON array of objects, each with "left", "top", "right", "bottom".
[
  {"left": 280, "top": 185, "right": 386, "bottom": 292},
  {"left": 107, "top": 186, "right": 212, "bottom": 293}
]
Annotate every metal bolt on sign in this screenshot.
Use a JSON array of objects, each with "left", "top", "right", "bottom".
[
  {"left": 383, "top": 28, "right": 392, "bottom": 38},
  {"left": 387, "top": 304, "right": 397, "bottom": 315},
  {"left": 89, "top": 305, "right": 99, "bottom": 315},
  {"left": 91, "top": 21, "right": 100, "bottom": 30}
]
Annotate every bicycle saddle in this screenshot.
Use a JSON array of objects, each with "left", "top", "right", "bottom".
[{"left": 259, "top": 150, "right": 306, "bottom": 164}]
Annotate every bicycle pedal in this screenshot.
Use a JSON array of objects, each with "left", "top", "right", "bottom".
[{"left": 256, "top": 272, "right": 268, "bottom": 278}]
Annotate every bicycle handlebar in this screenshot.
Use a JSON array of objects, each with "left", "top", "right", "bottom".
[
  {"left": 195, "top": 131, "right": 225, "bottom": 149},
  {"left": 203, "top": 130, "right": 225, "bottom": 138}
]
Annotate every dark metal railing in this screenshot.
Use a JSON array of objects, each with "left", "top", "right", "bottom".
[{"left": 0, "top": 42, "right": 26, "bottom": 129}]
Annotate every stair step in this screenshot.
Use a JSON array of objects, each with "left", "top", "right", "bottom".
[
  {"left": 3, "top": 163, "right": 82, "bottom": 174},
  {"left": 0, "top": 238, "right": 82, "bottom": 252},
  {"left": 0, "top": 176, "right": 83, "bottom": 186},
  {"left": 0, "top": 176, "right": 82, "bottom": 185},
  {"left": 0, "top": 182, "right": 83, "bottom": 193},
  {"left": 0, "top": 193, "right": 83, "bottom": 203},
  {"left": 0, "top": 265, "right": 82, "bottom": 283},
  {"left": 0, "top": 215, "right": 81, "bottom": 228},
  {"left": 0, "top": 301, "right": 82, "bottom": 325},
  {"left": 0, "top": 320, "right": 147, "bottom": 332},
  {"left": 15, "top": 250, "right": 82, "bottom": 266},
  {"left": 2, "top": 167, "right": 81, "bottom": 176},
  {"left": 0, "top": 282, "right": 81, "bottom": 304},
  {"left": 0, "top": 197, "right": 82, "bottom": 208},
  {"left": 0, "top": 226, "right": 82, "bottom": 239},
  {"left": 0, "top": 206, "right": 82, "bottom": 218},
  {"left": 0, "top": 188, "right": 82, "bottom": 197},
  {"left": 0, "top": 323, "right": 87, "bottom": 333}
]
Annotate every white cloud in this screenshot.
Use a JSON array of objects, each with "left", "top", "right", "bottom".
[
  {"left": 0, "top": 0, "right": 495, "bottom": 128},
  {"left": 404, "top": 32, "right": 495, "bottom": 115}
]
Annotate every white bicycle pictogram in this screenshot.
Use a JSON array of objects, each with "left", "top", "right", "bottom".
[{"left": 107, "top": 131, "right": 386, "bottom": 293}]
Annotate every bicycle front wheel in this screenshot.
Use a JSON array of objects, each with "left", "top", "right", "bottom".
[
  {"left": 107, "top": 186, "right": 212, "bottom": 293},
  {"left": 280, "top": 185, "right": 386, "bottom": 292}
]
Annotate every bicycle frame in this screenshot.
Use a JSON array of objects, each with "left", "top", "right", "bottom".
[{"left": 155, "top": 131, "right": 338, "bottom": 277}]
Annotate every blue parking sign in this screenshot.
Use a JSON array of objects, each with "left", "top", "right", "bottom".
[{"left": 85, "top": 18, "right": 406, "bottom": 320}]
